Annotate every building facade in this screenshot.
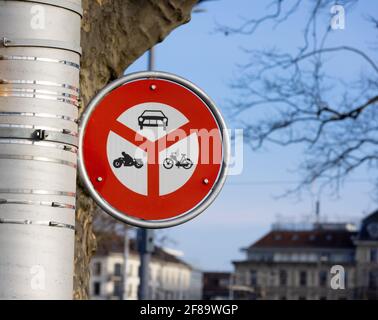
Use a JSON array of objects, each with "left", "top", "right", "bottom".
[
  {"left": 233, "top": 210, "right": 378, "bottom": 300},
  {"left": 90, "top": 234, "right": 203, "bottom": 300},
  {"left": 202, "top": 272, "right": 232, "bottom": 300}
]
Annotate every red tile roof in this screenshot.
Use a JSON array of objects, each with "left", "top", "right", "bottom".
[{"left": 249, "top": 229, "right": 357, "bottom": 249}]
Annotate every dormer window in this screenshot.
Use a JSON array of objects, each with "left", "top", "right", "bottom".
[
  {"left": 274, "top": 234, "right": 282, "bottom": 240},
  {"left": 367, "top": 223, "right": 378, "bottom": 239}
]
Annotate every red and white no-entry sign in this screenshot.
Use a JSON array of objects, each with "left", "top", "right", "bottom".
[{"left": 79, "top": 72, "right": 229, "bottom": 228}]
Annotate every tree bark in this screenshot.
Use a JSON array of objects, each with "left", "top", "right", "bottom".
[{"left": 74, "top": 0, "right": 198, "bottom": 300}]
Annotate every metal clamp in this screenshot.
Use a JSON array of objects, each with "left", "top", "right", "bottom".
[
  {"left": 0, "top": 127, "right": 78, "bottom": 147},
  {"left": 0, "top": 92, "right": 80, "bottom": 107},
  {"left": 0, "top": 79, "right": 80, "bottom": 94},
  {"left": 0, "top": 198, "right": 75, "bottom": 210},
  {"left": 1, "top": 37, "right": 11, "bottom": 47},
  {"left": 0, "top": 154, "right": 77, "bottom": 168},
  {"left": 0, "top": 188, "right": 76, "bottom": 198},
  {"left": 0, "top": 112, "right": 78, "bottom": 124},
  {"left": 0, "top": 218, "right": 75, "bottom": 230},
  {"left": 0, "top": 124, "right": 77, "bottom": 136},
  {"left": 0, "top": 54, "right": 80, "bottom": 70},
  {"left": 1, "top": 37, "right": 82, "bottom": 55},
  {"left": 0, "top": 88, "right": 79, "bottom": 102},
  {"left": 0, "top": 139, "right": 78, "bottom": 154},
  {"left": 34, "top": 129, "right": 48, "bottom": 140}
]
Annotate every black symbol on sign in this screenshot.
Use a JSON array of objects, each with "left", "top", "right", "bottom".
[
  {"left": 113, "top": 152, "right": 144, "bottom": 169},
  {"left": 138, "top": 110, "right": 168, "bottom": 131},
  {"left": 163, "top": 152, "right": 193, "bottom": 170}
]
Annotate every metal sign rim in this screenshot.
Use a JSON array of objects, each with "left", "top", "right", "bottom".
[{"left": 78, "top": 71, "right": 230, "bottom": 229}]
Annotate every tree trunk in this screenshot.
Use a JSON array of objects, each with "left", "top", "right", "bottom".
[{"left": 74, "top": 0, "right": 198, "bottom": 300}]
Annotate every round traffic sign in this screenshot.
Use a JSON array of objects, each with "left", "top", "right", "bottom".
[{"left": 78, "top": 72, "right": 229, "bottom": 228}]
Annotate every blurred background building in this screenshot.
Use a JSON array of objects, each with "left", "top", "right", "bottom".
[
  {"left": 232, "top": 210, "right": 378, "bottom": 300},
  {"left": 90, "top": 234, "right": 202, "bottom": 300},
  {"left": 202, "top": 272, "right": 232, "bottom": 300},
  {"left": 89, "top": 209, "right": 378, "bottom": 300}
]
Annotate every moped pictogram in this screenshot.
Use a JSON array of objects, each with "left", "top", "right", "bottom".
[{"left": 163, "top": 152, "right": 193, "bottom": 170}]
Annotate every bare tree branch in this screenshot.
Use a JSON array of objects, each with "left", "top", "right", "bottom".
[{"left": 227, "top": 0, "right": 378, "bottom": 195}]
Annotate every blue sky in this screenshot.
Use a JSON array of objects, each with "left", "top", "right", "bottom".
[{"left": 126, "top": 0, "right": 378, "bottom": 271}]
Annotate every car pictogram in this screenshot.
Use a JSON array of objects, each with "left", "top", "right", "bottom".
[{"left": 138, "top": 110, "right": 168, "bottom": 130}]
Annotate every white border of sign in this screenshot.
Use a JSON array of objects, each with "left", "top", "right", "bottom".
[{"left": 78, "top": 71, "right": 230, "bottom": 229}]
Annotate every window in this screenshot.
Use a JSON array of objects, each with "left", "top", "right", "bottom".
[
  {"left": 368, "top": 271, "right": 378, "bottom": 289},
  {"left": 299, "top": 271, "right": 307, "bottom": 287},
  {"left": 250, "top": 270, "right": 257, "bottom": 287},
  {"left": 279, "top": 270, "right": 287, "bottom": 286},
  {"left": 370, "top": 249, "right": 378, "bottom": 263},
  {"left": 127, "top": 284, "right": 133, "bottom": 298},
  {"left": 148, "top": 286, "right": 154, "bottom": 300},
  {"left": 114, "top": 263, "right": 122, "bottom": 276},
  {"left": 319, "top": 270, "right": 327, "bottom": 287},
  {"left": 93, "top": 262, "right": 101, "bottom": 276},
  {"left": 93, "top": 282, "right": 101, "bottom": 296},
  {"left": 113, "top": 281, "right": 122, "bottom": 298},
  {"left": 349, "top": 251, "right": 356, "bottom": 263},
  {"left": 148, "top": 267, "right": 153, "bottom": 281},
  {"left": 165, "top": 291, "right": 174, "bottom": 300},
  {"left": 127, "top": 263, "right": 132, "bottom": 276},
  {"left": 320, "top": 253, "right": 329, "bottom": 262},
  {"left": 219, "top": 278, "right": 230, "bottom": 287}
]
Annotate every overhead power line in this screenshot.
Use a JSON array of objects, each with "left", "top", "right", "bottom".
[{"left": 226, "top": 179, "right": 373, "bottom": 186}]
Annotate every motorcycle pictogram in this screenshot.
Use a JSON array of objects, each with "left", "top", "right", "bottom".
[
  {"left": 163, "top": 152, "right": 193, "bottom": 170},
  {"left": 113, "top": 152, "right": 144, "bottom": 169}
]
